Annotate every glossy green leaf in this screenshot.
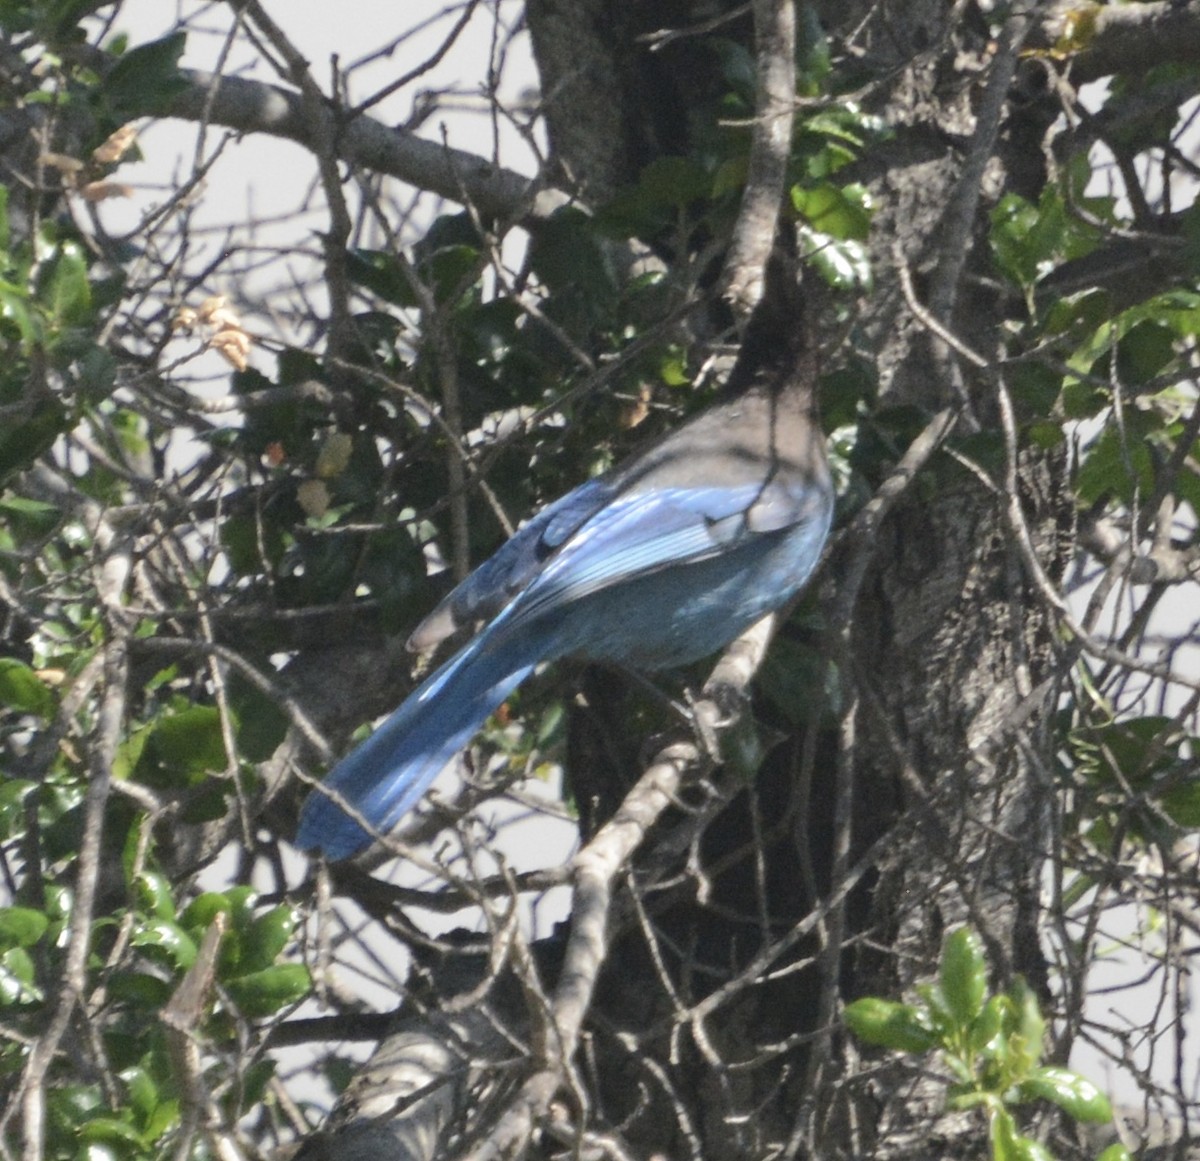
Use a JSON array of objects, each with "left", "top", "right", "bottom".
[
  {"left": 130, "top": 920, "right": 197, "bottom": 971},
  {"left": 134, "top": 872, "right": 176, "bottom": 921},
  {"left": 844, "top": 997, "right": 937, "bottom": 1052},
  {"left": 990, "top": 1107, "right": 1021, "bottom": 1161},
  {"left": 1009, "top": 977, "right": 1045, "bottom": 1071},
  {"left": 237, "top": 905, "right": 297, "bottom": 975},
  {"left": 78, "top": 1116, "right": 145, "bottom": 1147},
  {"left": 143, "top": 706, "right": 228, "bottom": 781},
  {"left": 120, "top": 1065, "right": 159, "bottom": 1121},
  {"left": 0, "top": 906, "right": 49, "bottom": 949},
  {"left": 0, "top": 947, "right": 42, "bottom": 1005},
  {"left": 968, "top": 993, "right": 1006, "bottom": 1054},
  {"left": 224, "top": 963, "right": 310, "bottom": 1017},
  {"left": 797, "top": 225, "right": 872, "bottom": 290},
  {"left": 43, "top": 241, "right": 91, "bottom": 328},
  {"left": 1011, "top": 1135, "right": 1055, "bottom": 1161},
  {"left": 1095, "top": 1144, "right": 1132, "bottom": 1161},
  {"left": 940, "top": 928, "right": 987, "bottom": 1026},
  {"left": 1019, "top": 1066, "right": 1112, "bottom": 1124},
  {"left": 181, "top": 891, "right": 232, "bottom": 933},
  {"left": 791, "top": 182, "right": 872, "bottom": 241},
  {"left": 0, "top": 658, "right": 54, "bottom": 716}
]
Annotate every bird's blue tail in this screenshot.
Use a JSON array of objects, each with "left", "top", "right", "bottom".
[{"left": 296, "top": 626, "right": 544, "bottom": 859}]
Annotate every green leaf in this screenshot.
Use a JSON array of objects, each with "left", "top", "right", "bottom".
[
  {"left": 0, "top": 907, "right": 49, "bottom": 949},
  {"left": 990, "top": 1107, "right": 1021, "bottom": 1161},
  {"left": 120, "top": 1065, "right": 159, "bottom": 1121},
  {"left": 130, "top": 920, "right": 197, "bottom": 971},
  {"left": 1019, "top": 1066, "right": 1112, "bottom": 1124},
  {"left": 0, "top": 281, "right": 39, "bottom": 347},
  {"left": 1160, "top": 778, "right": 1200, "bottom": 828},
  {"left": 1114, "top": 319, "right": 1175, "bottom": 385},
  {"left": 0, "top": 658, "right": 54, "bottom": 716},
  {"left": 0, "top": 495, "right": 63, "bottom": 540},
  {"left": 791, "top": 182, "right": 872, "bottom": 241},
  {"left": 236, "top": 905, "right": 297, "bottom": 975},
  {"left": 230, "top": 677, "right": 289, "bottom": 763},
  {"left": 796, "top": 224, "right": 872, "bottom": 290},
  {"left": 423, "top": 244, "right": 482, "bottom": 305},
  {"left": 231, "top": 1058, "right": 276, "bottom": 1114},
  {"left": 134, "top": 872, "right": 176, "bottom": 921},
  {"left": 78, "top": 1116, "right": 145, "bottom": 1147},
  {"left": 141, "top": 706, "right": 229, "bottom": 783},
  {"left": 181, "top": 891, "right": 232, "bottom": 934},
  {"left": 105, "top": 971, "right": 172, "bottom": 1008},
  {"left": 224, "top": 963, "right": 310, "bottom": 1017},
  {"left": 968, "top": 993, "right": 1006, "bottom": 1054},
  {"left": 0, "top": 400, "right": 71, "bottom": 485},
  {"left": 77, "top": 343, "right": 117, "bottom": 402},
  {"left": 43, "top": 241, "right": 91, "bottom": 329},
  {"left": 105, "top": 31, "right": 188, "bottom": 115},
  {"left": 658, "top": 348, "right": 690, "bottom": 387},
  {"left": 1095, "top": 1144, "right": 1132, "bottom": 1161},
  {"left": 0, "top": 947, "right": 42, "bottom": 1005},
  {"left": 1076, "top": 423, "right": 1156, "bottom": 509},
  {"left": 940, "top": 928, "right": 988, "bottom": 1026},
  {"left": 598, "top": 160, "right": 706, "bottom": 239},
  {"left": 844, "top": 997, "right": 937, "bottom": 1052},
  {"left": 346, "top": 248, "right": 417, "bottom": 307},
  {"left": 1011, "top": 1135, "right": 1056, "bottom": 1161},
  {"left": 1008, "top": 977, "right": 1046, "bottom": 1072}
]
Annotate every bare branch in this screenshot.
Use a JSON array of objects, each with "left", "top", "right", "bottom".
[
  {"left": 167, "top": 70, "right": 571, "bottom": 223},
  {"left": 1049, "top": 0, "right": 1200, "bottom": 84},
  {"left": 721, "top": 0, "right": 796, "bottom": 315}
]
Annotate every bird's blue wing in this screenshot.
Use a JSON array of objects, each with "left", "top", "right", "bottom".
[
  {"left": 408, "top": 476, "right": 616, "bottom": 651},
  {"left": 505, "top": 483, "right": 777, "bottom": 628}
]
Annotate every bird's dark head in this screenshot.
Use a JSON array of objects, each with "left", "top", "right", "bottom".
[{"left": 723, "top": 248, "right": 818, "bottom": 398}]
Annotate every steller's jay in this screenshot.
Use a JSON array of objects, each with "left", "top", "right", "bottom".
[{"left": 297, "top": 275, "right": 833, "bottom": 860}]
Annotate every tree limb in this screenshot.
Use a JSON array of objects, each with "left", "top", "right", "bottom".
[
  {"left": 721, "top": 0, "right": 796, "bottom": 316},
  {"left": 166, "top": 69, "right": 571, "bottom": 223},
  {"left": 1056, "top": 0, "right": 1200, "bottom": 84}
]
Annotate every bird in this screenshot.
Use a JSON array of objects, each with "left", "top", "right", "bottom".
[{"left": 297, "top": 268, "right": 834, "bottom": 860}]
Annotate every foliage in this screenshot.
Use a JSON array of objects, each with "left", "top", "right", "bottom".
[{"left": 846, "top": 929, "right": 1123, "bottom": 1161}]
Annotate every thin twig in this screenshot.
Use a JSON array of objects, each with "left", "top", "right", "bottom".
[{"left": 13, "top": 641, "right": 127, "bottom": 1161}]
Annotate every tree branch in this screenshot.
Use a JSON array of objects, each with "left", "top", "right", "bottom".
[
  {"left": 721, "top": 0, "right": 796, "bottom": 316},
  {"left": 166, "top": 69, "right": 571, "bottom": 223},
  {"left": 1054, "top": 0, "right": 1200, "bottom": 84}
]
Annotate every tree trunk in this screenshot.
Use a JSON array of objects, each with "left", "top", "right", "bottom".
[{"left": 520, "top": 2, "right": 1071, "bottom": 1156}]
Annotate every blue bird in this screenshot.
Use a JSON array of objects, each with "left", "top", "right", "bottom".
[{"left": 297, "top": 285, "right": 834, "bottom": 860}]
